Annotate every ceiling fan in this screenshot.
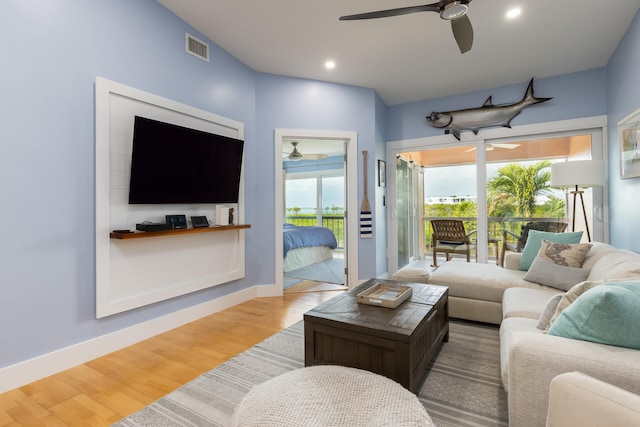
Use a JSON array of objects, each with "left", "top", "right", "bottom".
[
  {"left": 339, "top": 0, "right": 474, "bottom": 54},
  {"left": 283, "top": 141, "right": 328, "bottom": 161},
  {"left": 464, "top": 143, "right": 520, "bottom": 152}
]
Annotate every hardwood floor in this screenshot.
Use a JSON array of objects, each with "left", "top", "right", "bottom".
[
  {"left": 0, "top": 290, "right": 345, "bottom": 426},
  {"left": 284, "top": 279, "right": 348, "bottom": 293}
]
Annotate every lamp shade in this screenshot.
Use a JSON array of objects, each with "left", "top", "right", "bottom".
[{"left": 550, "top": 160, "right": 604, "bottom": 188}]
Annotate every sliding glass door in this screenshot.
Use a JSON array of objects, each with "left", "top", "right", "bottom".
[
  {"left": 486, "top": 132, "right": 603, "bottom": 251},
  {"left": 396, "top": 157, "right": 421, "bottom": 269},
  {"left": 386, "top": 119, "right": 606, "bottom": 274}
]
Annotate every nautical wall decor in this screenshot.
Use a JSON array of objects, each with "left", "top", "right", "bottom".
[{"left": 426, "top": 78, "right": 552, "bottom": 140}]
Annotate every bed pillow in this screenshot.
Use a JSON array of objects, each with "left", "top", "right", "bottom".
[
  {"left": 537, "top": 293, "right": 564, "bottom": 330},
  {"left": 547, "top": 281, "right": 640, "bottom": 350},
  {"left": 537, "top": 240, "right": 592, "bottom": 268},
  {"left": 524, "top": 257, "right": 590, "bottom": 291},
  {"left": 519, "top": 230, "right": 583, "bottom": 271}
]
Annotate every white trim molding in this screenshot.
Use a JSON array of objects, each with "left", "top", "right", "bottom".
[
  {"left": 0, "top": 283, "right": 278, "bottom": 393},
  {"left": 275, "top": 129, "right": 360, "bottom": 289}
]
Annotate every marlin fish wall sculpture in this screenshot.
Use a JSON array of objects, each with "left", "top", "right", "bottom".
[{"left": 426, "top": 78, "right": 552, "bottom": 141}]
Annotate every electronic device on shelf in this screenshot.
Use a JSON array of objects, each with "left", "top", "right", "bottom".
[
  {"left": 191, "top": 215, "right": 209, "bottom": 228},
  {"left": 136, "top": 222, "right": 172, "bottom": 232},
  {"left": 166, "top": 214, "right": 187, "bottom": 229}
]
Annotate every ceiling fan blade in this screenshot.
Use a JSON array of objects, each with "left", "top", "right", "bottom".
[
  {"left": 494, "top": 143, "right": 520, "bottom": 149},
  {"left": 340, "top": 4, "right": 439, "bottom": 21},
  {"left": 451, "top": 14, "right": 473, "bottom": 53},
  {"left": 303, "top": 153, "right": 328, "bottom": 160},
  {"left": 465, "top": 143, "right": 521, "bottom": 152}
]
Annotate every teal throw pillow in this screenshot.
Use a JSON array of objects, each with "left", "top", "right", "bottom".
[
  {"left": 547, "top": 281, "right": 640, "bottom": 350},
  {"left": 519, "top": 230, "right": 583, "bottom": 271}
]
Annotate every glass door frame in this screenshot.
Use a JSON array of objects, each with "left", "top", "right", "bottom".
[{"left": 386, "top": 115, "right": 609, "bottom": 275}]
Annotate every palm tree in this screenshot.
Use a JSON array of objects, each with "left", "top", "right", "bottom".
[{"left": 487, "top": 161, "right": 552, "bottom": 218}]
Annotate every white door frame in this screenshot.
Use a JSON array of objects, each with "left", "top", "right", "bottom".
[{"left": 275, "top": 129, "right": 359, "bottom": 289}]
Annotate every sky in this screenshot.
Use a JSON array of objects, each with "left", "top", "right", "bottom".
[
  {"left": 286, "top": 176, "right": 344, "bottom": 212},
  {"left": 286, "top": 161, "right": 561, "bottom": 211}
]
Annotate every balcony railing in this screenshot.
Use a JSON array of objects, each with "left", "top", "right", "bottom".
[{"left": 285, "top": 215, "right": 345, "bottom": 248}]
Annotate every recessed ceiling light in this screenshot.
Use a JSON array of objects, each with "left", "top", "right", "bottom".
[
  {"left": 506, "top": 7, "right": 521, "bottom": 19},
  {"left": 325, "top": 60, "right": 336, "bottom": 70}
]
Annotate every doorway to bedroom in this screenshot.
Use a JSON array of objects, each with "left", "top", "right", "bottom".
[
  {"left": 275, "top": 129, "right": 359, "bottom": 293},
  {"left": 283, "top": 166, "right": 346, "bottom": 292}
]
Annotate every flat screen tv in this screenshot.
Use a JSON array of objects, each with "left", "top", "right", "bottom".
[{"left": 128, "top": 116, "right": 244, "bottom": 204}]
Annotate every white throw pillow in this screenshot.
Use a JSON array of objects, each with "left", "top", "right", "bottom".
[{"left": 537, "top": 293, "right": 563, "bottom": 330}]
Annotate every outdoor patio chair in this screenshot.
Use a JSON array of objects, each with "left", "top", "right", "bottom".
[
  {"left": 499, "top": 220, "right": 568, "bottom": 266},
  {"left": 431, "top": 219, "right": 476, "bottom": 267}
]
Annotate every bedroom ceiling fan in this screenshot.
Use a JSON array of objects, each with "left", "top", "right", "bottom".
[
  {"left": 284, "top": 141, "right": 329, "bottom": 161},
  {"left": 339, "top": 0, "right": 474, "bottom": 54}
]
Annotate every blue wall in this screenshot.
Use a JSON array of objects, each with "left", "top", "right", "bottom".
[
  {"left": 0, "top": 0, "right": 390, "bottom": 372},
  {"left": 254, "top": 73, "right": 381, "bottom": 282},
  {"left": 0, "top": 0, "right": 259, "bottom": 369},
  {"left": 386, "top": 68, "right": 607, "bottom": 142},
  {"left": 606, "top": 10, "right": 640, "bottom": 252},
  {"left": 374, "top": 93, "right": 389, "bottom": 276},
  {"left": 0, "top": 0, "right": 638, "bottom": 375}
]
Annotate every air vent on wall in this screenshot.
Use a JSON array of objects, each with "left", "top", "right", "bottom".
[{"left": 186, "top": 33, "right": 210, "bottom": 62}]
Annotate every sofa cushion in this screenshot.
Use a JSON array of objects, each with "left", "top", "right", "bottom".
[
  {"left": 523, "top": 257, "right": 590, "bottom": 291},
  {"left": 429, "top": 261, "right": 528, "bottom": 303},
  {"left": 547, "top": 281, "right": 640, "bottom": 350},
  {"left": 503, "top": 252, "right": 522, "bottom": 270},
  {"left": 502, "top": 287, "right": 562, "bottom": 320},
  {"left": 580, "top": 242, "right": 618, "bottom": 270},
  {"left": 587, "top": 251, "right": 640, "bottom": 281},
  {"left": 391, "top": 259, "right": 432, "bottom": 284},
  {"left": 519, "top": 230, "right": 583, "bottom": 271},
  {"left": 537, "top": 240, "right": 592, "bottom": 268}
]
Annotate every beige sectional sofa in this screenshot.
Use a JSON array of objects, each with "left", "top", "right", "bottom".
[
  {"left": 546, "top": 372, "right": 640, "bottom": 427},
  {"left": 392, "top": 241, "right": 640, "bottom": 426}
]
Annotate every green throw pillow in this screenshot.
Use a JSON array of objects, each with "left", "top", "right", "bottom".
[
  {"left": 547, "top": 281, "right": 640, "bottom": 350},
  {"left": 519, "top": 230, "right": 583, "bottom": 271}
]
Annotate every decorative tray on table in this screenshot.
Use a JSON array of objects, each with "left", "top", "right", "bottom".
[{"left": 356, "top": 281, "right": 412, "bottom": 309}]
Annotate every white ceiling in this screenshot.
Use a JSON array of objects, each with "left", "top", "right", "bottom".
[{"left": 156, "top": 0, "right": 640, "bottom": 106}]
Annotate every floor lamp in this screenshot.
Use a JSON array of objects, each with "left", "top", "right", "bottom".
[{"left": 550, "top": 160, "right": 604, "bottom": 242}]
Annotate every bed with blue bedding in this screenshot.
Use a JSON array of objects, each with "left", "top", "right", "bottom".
[{"left": 283, "top": 223, "right": 338, "bottom": 272}]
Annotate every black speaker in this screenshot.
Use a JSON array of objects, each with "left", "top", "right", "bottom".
[{"left": 191, "top": 216, "right": 209, "bottom": 228}]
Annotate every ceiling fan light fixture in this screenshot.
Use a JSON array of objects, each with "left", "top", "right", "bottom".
[
  {"left": 440, "top": 2, "right": 469, "bottom": 20},
  {"left": 288, "top": 141, "right": 303, "bottom": 160}
]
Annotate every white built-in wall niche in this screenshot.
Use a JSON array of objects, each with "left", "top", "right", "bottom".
[{"left": 95, "top": 77, "right": 246, "bottom": 318}]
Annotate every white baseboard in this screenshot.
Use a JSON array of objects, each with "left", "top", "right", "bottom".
[{"left": 0, "top": 283, "right": 280, "bottom": 394}]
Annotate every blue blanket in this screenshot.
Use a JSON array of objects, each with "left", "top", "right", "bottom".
[{"left": 283, "top": 223, "right": 337, "bottom": 257}]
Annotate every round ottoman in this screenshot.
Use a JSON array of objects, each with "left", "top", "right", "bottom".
[{"left": 230, "top": 365, "right": 433, "bottom": 426}]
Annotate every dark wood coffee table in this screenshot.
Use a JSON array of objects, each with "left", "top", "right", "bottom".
[{"left": 304, "top": 278, "right": 449, "bottom": 392}]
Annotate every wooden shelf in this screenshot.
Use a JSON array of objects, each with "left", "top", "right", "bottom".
[{"left": 110, "top": 224, "right": 251, "bottom": 240}]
